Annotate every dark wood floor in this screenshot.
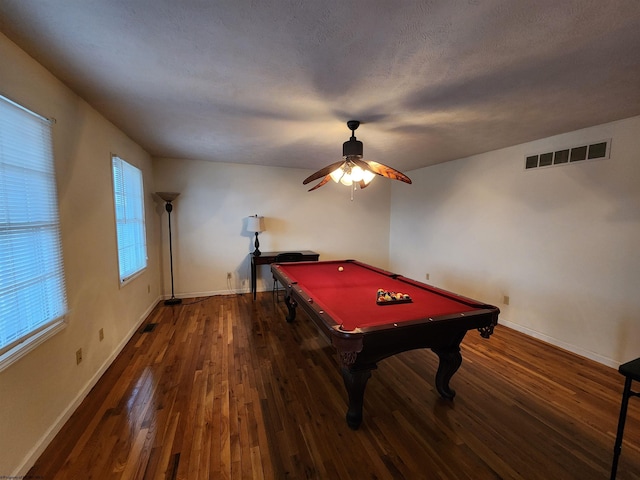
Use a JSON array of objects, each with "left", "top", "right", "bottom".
[{"left": 28, "top": 292, "right": 640, "bottom": 479}]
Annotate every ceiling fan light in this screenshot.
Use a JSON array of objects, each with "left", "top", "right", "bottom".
[
  {"left": 330, "top": 165, "right": 345, "bottom": 183},
  {"left": 340, "top": 173, "right": 353, "bottom": 186},
  {"left": 362, "top": 170, "right": 376, "bottom": 185},
  {"left": 350, "top": 165, "right": 365, "bottom": 182}
]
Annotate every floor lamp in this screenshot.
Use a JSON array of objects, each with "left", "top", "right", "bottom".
[{"left": 157, "top": 192, "right": 182, "bottom": 305}]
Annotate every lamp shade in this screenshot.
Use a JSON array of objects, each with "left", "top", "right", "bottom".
[
  {"left": 247, "top": 215, "right": 265, "bottom": 233},
  {"left": 156, "top": 191, "right": 180, "bottom": 203}
]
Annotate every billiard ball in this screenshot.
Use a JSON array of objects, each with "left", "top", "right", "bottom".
[{"left": 338, "top": 266, "right": 344, "bottom": 271}]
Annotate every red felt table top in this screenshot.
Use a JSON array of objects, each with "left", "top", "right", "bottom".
[{"left": 273, "top": 260, "right": 480, "bottom": 331}]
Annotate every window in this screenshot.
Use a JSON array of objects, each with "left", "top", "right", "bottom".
[
  {"left": 0, "top": 95, "right": 67, "bottom": 370},
  {"left": 112, "top": 155, "right": 147, "bottom": 284}
]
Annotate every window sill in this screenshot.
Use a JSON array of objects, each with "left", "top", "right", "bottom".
[{"left": 119, "top": 266, "right": 147, "bottom": 288}]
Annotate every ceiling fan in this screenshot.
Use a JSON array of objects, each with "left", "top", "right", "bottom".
[{"left": 303, "top": 120, "right": 412, "bottom": 192}]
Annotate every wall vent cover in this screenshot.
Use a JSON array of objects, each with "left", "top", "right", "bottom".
[
  {"left": 525, "top": 139, "right": 611, "bottom": 170},
  {"left": 142, "top": 323, "right": 157, "bottom": 333}
]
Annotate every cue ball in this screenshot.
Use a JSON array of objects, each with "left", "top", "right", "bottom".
[{"left": 338, "top": 266, "right": 344, "bottom": 271}]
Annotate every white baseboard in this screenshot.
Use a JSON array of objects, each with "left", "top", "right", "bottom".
[
  {"left": 162, "top": 287, "right": 252, "bottom": 299},
  {"left": 14, "top": 296, "right": 162, "bottom": 477},
  {"left": 498, "top": 319, "right": 617, "bottom": 368}
]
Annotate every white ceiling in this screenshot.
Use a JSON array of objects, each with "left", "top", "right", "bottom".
[{"left": 2, "top": 1, "right": 640, "bottom": 173}]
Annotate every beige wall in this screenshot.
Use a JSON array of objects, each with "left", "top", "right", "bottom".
[
  {"left": 0, "top": 34, "right": 162, "bottom": 474},
  {"left": 153, "top": 157, "right": 392, "bottom": 297},
  {"left": 389, "top": 115, "right": 640, "bottom": 367}
]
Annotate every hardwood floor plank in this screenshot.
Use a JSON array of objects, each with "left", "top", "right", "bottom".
[{"left": 27, "top": 293, "right": 640, "bottom": 479}]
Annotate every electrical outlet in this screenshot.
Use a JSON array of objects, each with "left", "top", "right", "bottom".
[
  {"left": 503, "top": 295, "right": 510, "bottom": 305},
  {"left": 76, "top": 348, "right": 83, "bottom": 365},
  {"left": 99, "top": 328, "right": 104, "bottom": 341},
  {"left": 227, "top": 272, "right": 232, "bottom": 279},
  {"left": 425, "top": 273, "right": 430, "bottom": 280}
]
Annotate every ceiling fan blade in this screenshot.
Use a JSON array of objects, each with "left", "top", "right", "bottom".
[
  {"left": 307, "top": 175, "right": 331, "bottom": 191},
  {"left": 303, "top": 160, "right": 346, "bottom": 185},
  {"left": 358, "top": 180, "right": 370, "bottom": 190},
  {"left": 365, "top": 160, "right": 412, "bottom": 184}
]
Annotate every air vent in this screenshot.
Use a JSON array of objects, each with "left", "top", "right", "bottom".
[
  {"left": 525, "top": 139, "right": 610, "bottom": 170},
  {"left": 142, "top": 323, "right": 157, "bottom": 333}
]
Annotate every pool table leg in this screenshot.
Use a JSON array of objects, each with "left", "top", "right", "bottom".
[
  {"left": 432, "top": 345, "right": 462, "bottom": 400},
  {"left": 283, "top": 294, "right": 297, "bottom": 323},
  {"left": 341, "top": 367, "right": 372, "bottom": 430}
]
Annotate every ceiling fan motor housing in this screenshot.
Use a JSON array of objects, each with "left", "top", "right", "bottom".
[{"left": 343, "top": 138, "right": 363, "bottom": 158}]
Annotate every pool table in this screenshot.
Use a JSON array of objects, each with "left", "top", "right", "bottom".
[{"left": 271, "top": 259, "right": 500, "bottom": 429}]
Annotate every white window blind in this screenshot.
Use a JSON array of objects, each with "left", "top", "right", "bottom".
[
  {"left": 112, "top": 155, "right": 147, "bottom": 283},
  {"left": 0, "top": 95, "right": 67, "bottom": 368}
]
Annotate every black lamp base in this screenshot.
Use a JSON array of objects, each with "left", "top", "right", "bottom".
[
  {"left": 253, "top": 232, "right": 261, "bottom": 256},
  {"left": 164, "top": 297, "right": 182, "bottom": 306}
]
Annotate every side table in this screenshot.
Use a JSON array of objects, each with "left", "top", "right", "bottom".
[{"left": 250, "top": 250, "right": 319, "bottom": 300}]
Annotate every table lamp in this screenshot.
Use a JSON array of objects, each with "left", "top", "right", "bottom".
[{"left": 247, "top": 215, "right": 266, "bottom": 256}]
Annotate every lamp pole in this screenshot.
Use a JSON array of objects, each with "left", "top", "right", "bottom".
[{"left": 157, "top": 192, "right": 182, "bottom": 305}]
